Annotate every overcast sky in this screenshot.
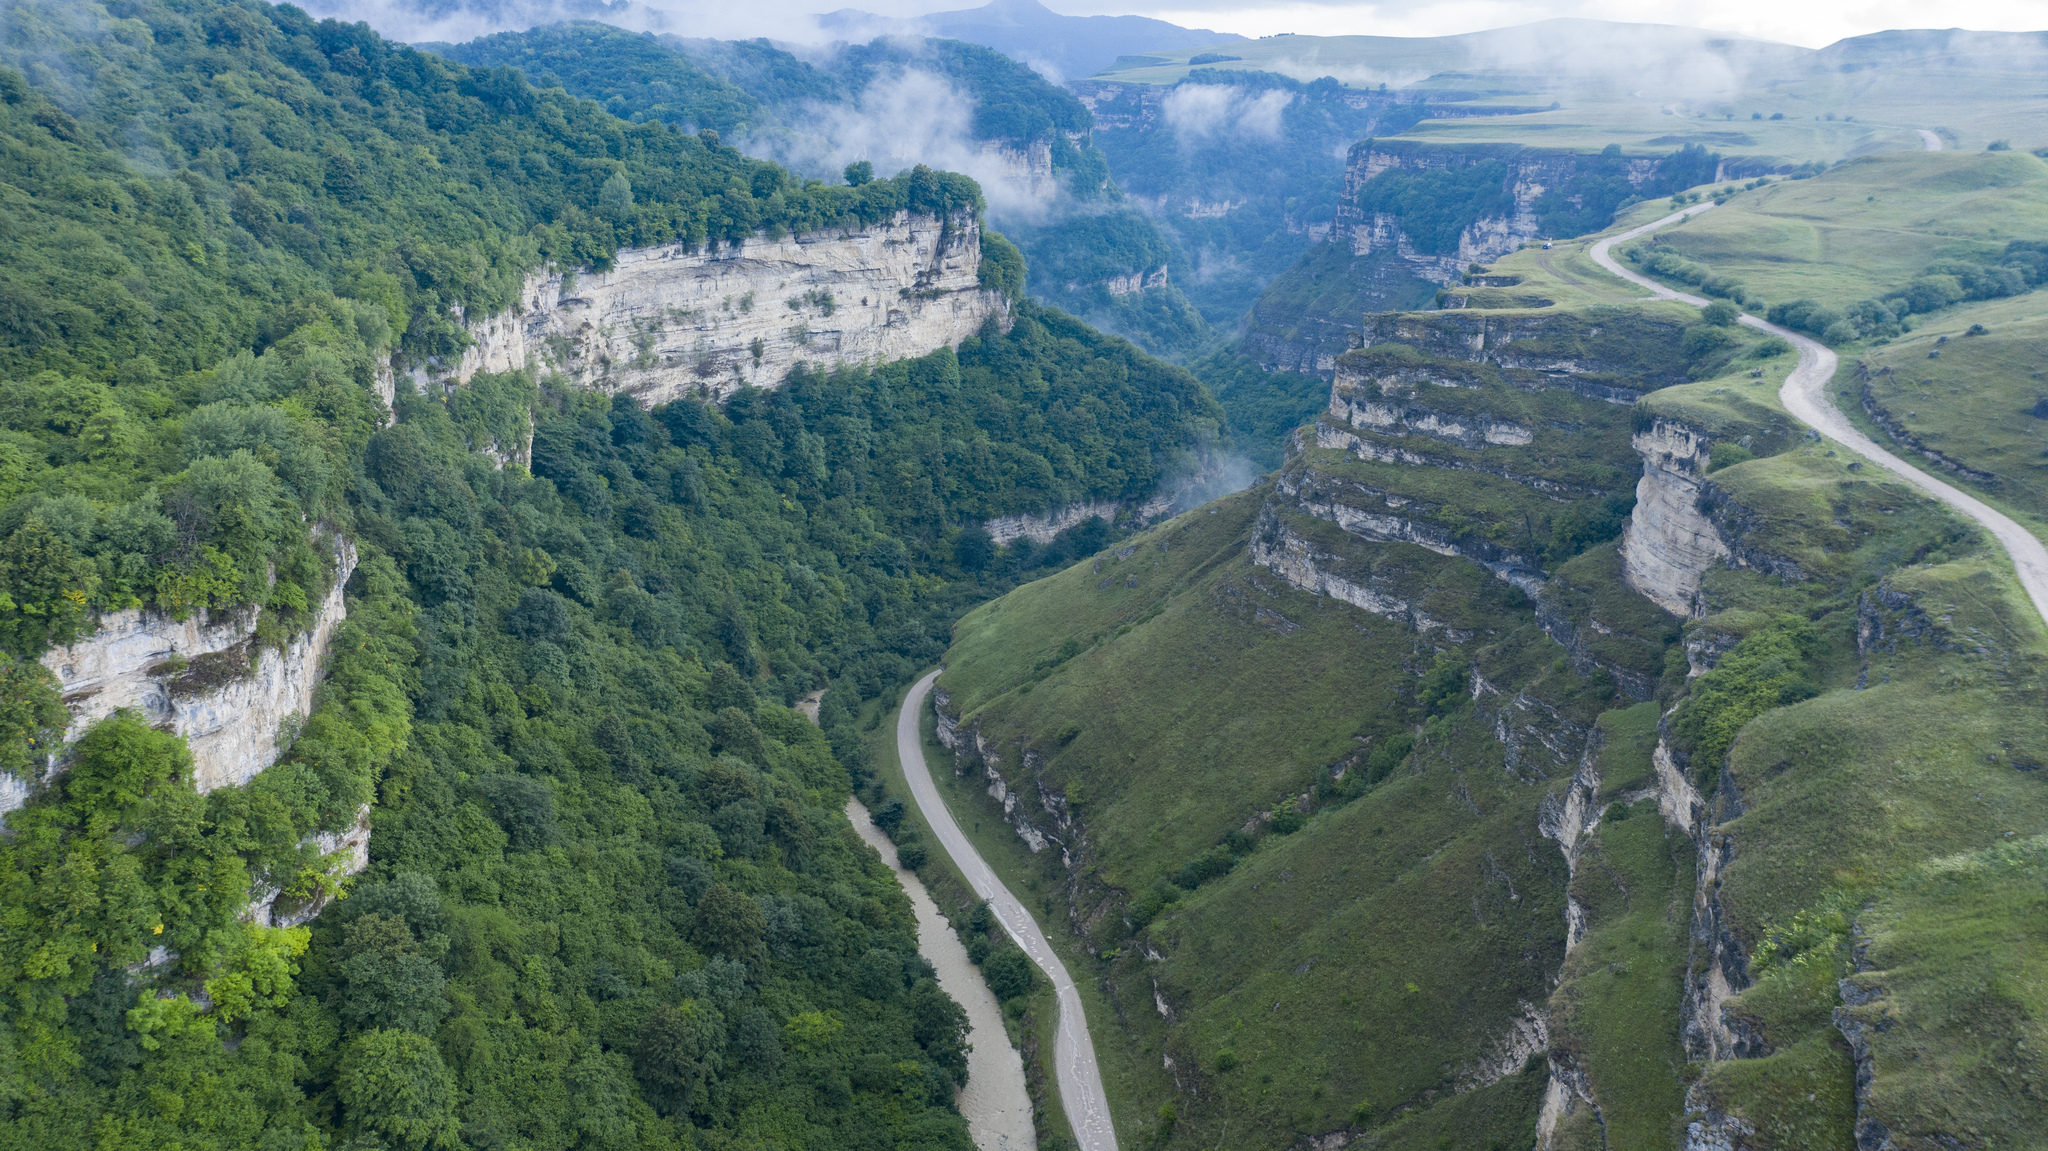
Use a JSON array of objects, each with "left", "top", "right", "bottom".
[
  {"left": 310, "top": 0, "right": 2046, "bottom": 53},
  {"left": 1113, "top": 0, "right": 2047, "bottom": 48}
]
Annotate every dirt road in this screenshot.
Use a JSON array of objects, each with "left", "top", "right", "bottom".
[
  {"left": 1590, "top": 207, "right": 2048, "bottom": 631},
  {"left": 896, "top": 669, "right": 1119, "bottom": 1151}
]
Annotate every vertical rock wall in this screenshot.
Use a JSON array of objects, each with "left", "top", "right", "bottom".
[
  {"left": 420, "top": 210, "right": 1006, "bottom": 403},
  {"left": 1335, "top": 141, "right": 1665, "bottom": 285},
  {"left": 1619, "top": 418, "right": 1729, "bottom": 617}
]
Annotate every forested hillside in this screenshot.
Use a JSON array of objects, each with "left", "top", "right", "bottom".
[
  {"left": 0, "top": 1, "right": 1223, "bottom": 1146},
  {"left": 434, "top": 23, "right": 1214, "bottom": 360}
]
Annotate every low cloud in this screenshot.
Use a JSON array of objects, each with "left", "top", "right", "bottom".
[
  {"left": 740, "top": 69, "right": 1065, "bottom": 222},
  {"left": 1161, "top": 84, "right": 1291, "bottom": 139}
]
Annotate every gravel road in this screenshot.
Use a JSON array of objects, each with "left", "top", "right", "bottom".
[
  {"left": 1590, "top": 205, "right": 2048, "bottom": 631},
  {"left": 896, "top": 669, "right": 1119, "bottom": 1151}
]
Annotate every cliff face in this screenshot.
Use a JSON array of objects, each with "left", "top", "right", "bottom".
[
  {"left": 978, "top": 137, "right": 1056, "bottom": 197},
  {"left": 424, "top": 210, "right": 1006, "bottom": 403},
  {"left": 12, "top": 535, "right": 361, "bottom": 812},
  {"left": 1336, "top": 141, "right": 1663, "bottom": 286},
  {"left": 1246, "top": 142, "right": 1671, "bottom": 374},
  {"left": 1619, "top": 418, "right": 1730, "bottom": 616},
  {"left": 1243, "top": 306, "right": 1687, "bottom": 708}
]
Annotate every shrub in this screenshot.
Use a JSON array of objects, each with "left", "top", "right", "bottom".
[
  {"left": 1702, "top": 300, "right": 1740, "bottom": 326},
  {"left": 1175, "top": 844, "right": 1235, "bottom": 889},
  {"left": 895, "top": 839, "right": 928, "bottom": 869},
  {"left": 982, "top": 945, "right": 1035, "bottom": 1000},
  {"left": 1708, "top": 443, "right": 1755, "bottom": 472}
]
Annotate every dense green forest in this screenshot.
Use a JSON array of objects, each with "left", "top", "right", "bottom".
[
  {"left": 434, "top": 23, "right": 1208, "bottom": 360},
  {"left": 0, "top": 1, "right": 1223, "bottom": 1146}
]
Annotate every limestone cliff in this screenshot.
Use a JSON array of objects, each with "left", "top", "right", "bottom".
[
  {"left": 422, "top": 210, "right": 1006, "bottom": 403},
  {"left": 1619, "top": 417, "right": 1729, "bottom": 617},
  {"left": 9, "top": 534, "right": 359, "bottom": 811},
  {"left": 1246, "top": 142, "right": 1678, "bottom": 374},
  {"left": 1336, "top": 141, "right": 1665, "bottom": 286}
]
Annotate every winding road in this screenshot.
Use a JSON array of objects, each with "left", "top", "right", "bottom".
[
  {"left": 1917, "top": 128, "right": 1944, "bottom": 151},
  {"left": 897, "top": 669, "right": 1120, "bottom": 1151},
  {"left": 1590, "top": 207, "right": 2048, "bottom": 631}
]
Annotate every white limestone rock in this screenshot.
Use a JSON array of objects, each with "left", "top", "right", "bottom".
[
  {"left": 420, "top": 209, "right": 1007, "bottom": 404},
  {"left": 16, "top": 535, "right": 359, "bottom": 809},
  {"left": 1620, "top": 418, "right": 1729, "bottom": 617}
]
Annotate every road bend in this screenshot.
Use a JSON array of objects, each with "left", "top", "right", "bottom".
[
  {"left": 1590, "top": 206, "right": 2048, "bottom": 631},
  {"left": 896, "top": 669, "right": 1119, "bottom": 1151}
]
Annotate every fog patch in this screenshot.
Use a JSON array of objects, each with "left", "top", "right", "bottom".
[
  {"left": 1161, "top": 85, "right": 1291, "bottom": 140},
  {"left": 738, "top": 68, "right": 1062, "bottom": 222},
  {"left": 1161, "top": 451, "right": 1261, "bottom": 517}
]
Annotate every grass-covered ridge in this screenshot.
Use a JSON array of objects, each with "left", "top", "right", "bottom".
[
  {"left": 1623, "top": 150, "right": 2048, "bottom": 324},
  {"left": 928, "top": 193, "right": 2048, "bottom": 1148}
]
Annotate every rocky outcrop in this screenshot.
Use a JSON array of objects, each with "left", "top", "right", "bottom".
[
  {"left": 984, "top": 501, "right": 1124, "bottom": 546},
  {"left": 1248, "top": 506, "right": 1461, "bottom": 635},
  {"left": 1351, "top": 312, "right": 1679, "bottom": 399},
  {"left": 1620, "top": 418, "right": 1729, "bottom": 616},
  {"left": 1273, "top": 464, "right": 1548, "bottom": 594},
  {"left": 1328, "top": 388, "right": 1534, "bottom": 448},
  {"left": 1535, "top": 732, "right": 1610, "bottom": 1149},
  {"left": 978, "top": 137, "right": 1055, "bottom": 197},
  {"left": 421, "top": 210, "right": 1006, "bottom": 404},
  {"left": 1098, "top": 266, "right": 1168, "bottom": 296},
  {"left": 1833, "top": 972, "right": 1895, "bottom": 1151},
  {"left": 935, "top": 690, "right": 1083, "bottom": 868},
  {"left": 1336, "top": 141, "right": 1665, "bottom": 286},
  {"left": 20, "top": 534, "right": 359, "bottom": 808},
  {"left": 980, "top": 455, "right": 1245, "bottom": 547}
]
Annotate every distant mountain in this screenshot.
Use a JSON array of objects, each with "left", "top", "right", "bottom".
[
  {"left": 815, "top": 0, "right": 1241, "bottom": 80},
  {"left": 1812, "top": 27, "right": 2048, "bottom": 71}
]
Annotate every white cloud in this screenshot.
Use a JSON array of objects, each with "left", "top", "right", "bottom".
[
  {"left": 740, "top": 69, "right": 1066, "bottom": 221},
  {"left": 1162, "top": 84, "right": 1291, "bottom": 138}
]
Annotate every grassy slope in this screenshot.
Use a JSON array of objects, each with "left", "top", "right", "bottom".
[
  {"left": 1852, "top": 296, "right": 2048, "bottom": 538},
  {"left": 1638, "top": 151, "right": 2048, "bottom": 310},
  {"left": 1627, "top": 362, "right": 2048, "bottom": 1145},
  {"left": 1608, "top": 166, "right": 2048, "bottom": 1146},
  {"left": 932, "top": 301, "right": 1722, "bottom": 1147},
  {"left": 940, "top": 487, "right": 1583, "bottom": 1151}
]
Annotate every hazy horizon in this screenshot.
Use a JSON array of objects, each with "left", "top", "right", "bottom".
[{"left": 295, "top": 0, "right": 2047, "bottom": 56}]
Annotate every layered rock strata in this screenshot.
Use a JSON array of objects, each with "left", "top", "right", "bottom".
[
  {"left": 1620, "top": 418, "right": 1728, "bottom": 616},
  {"left": 422, "top": 210, "right": 1006, "bottom": 403}
]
